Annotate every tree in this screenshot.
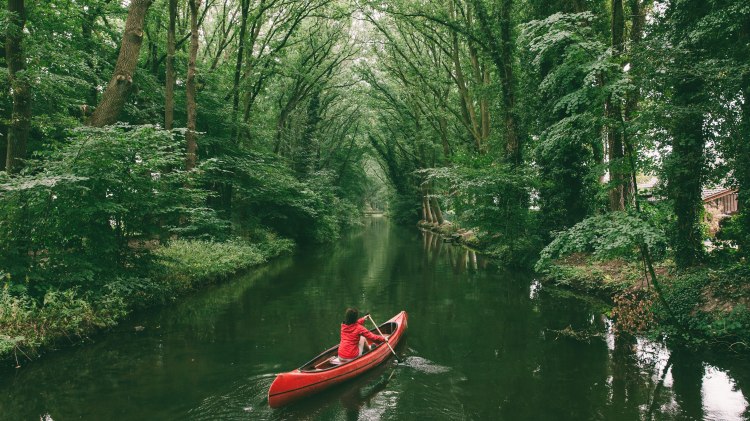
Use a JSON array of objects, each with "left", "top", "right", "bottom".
[
  {"left": 230, "top": 0, "right": 250, "bottom": 139},
  {"left": 520, "top": 10, "right": 607, "bottom": 233},
  {"left": 185, "top": 0, "right": 201, "bottom": 170},
  {"left": 88, "top": 0, "right": 154, "bottom": 127},
  {"left": 606, "top": 0, "right": 626, "bottom": 211},
  {"left": 733, "top": 5, "right": 750, "bottom": 253},
  {"left": 165, "top": 0, "right": 177, "bottom": 130},
  {"left": 664, "top": 0, "right": 710, "bottom": 268},
  {"left": 469, "top": 0, "right": 520, "bottom": 164},
  {"left": 5, "top": 0, "right": 32, "bottom": 174}
]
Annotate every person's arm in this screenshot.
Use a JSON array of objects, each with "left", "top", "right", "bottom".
[{"left": 358, "top": 325, "right": 385, "bottom": 342}]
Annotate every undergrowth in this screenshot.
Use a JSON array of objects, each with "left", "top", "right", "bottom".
[{"left": 0, "top": 237, "right": 293, "bottom": 366}]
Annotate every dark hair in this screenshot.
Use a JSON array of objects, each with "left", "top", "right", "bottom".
[{"left": 344, "top": 307, "right": 359, "bottom": 325}]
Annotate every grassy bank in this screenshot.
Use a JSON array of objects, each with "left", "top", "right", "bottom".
[
  {"left": 0, "top": 236, "right": 293, "bottom": 366},
  {"left": 537, "top": 256, "right": 750, "bottom": 350}
]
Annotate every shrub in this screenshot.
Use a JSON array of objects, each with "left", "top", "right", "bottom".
[
  {"left": 154, "top": 237, "right": 293, "bottom": 288},
  {"left": 0, "top": 125, "right": 228, "bottom": 293},
  {"left": 536, "top": 211, "right": 668, "bottom": 272},
  {"left": 0, "top": 285, "right": 126, "bottom": 361}
]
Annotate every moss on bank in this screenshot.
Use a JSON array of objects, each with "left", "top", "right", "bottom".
[
  {"left": 0, "top": 236, "right": 294, "bottom": 366},
  {"left": 537, "top": 257, "right": 750, "bottom": 350}
]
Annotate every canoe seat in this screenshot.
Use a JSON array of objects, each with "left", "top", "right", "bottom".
[{"left": 314, "top": 356, "right": 343, "bottom": 370}]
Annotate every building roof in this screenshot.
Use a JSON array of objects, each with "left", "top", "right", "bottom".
[{"left": 702, "top": 187, "right": 737, "bottom": 202}]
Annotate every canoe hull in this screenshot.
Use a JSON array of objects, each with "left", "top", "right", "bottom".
[{"left": 268, "top": 311, "right": 408, "bottom": 408}]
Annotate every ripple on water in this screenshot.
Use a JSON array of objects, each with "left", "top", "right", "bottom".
[
  {"left": 185, "top": 373, "right": 276, "bottom": 421},
  {"left": 401, "top": 356, "right": 451, "bottom": 374}
]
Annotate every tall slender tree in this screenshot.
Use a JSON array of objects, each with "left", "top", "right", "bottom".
[
  {"left": 5, "top": 0, "right": 32, "bottom": 174},
  {"left": 606, "top": 0, "right": 626, "bottom": 211},
  {"left": 737, "top": 17, "right": 750, "bottom": 253},
  {"left": 470, "top": 0, "right": 520, "bottom": 164},
  {"left": 666, "top": 0, "right": 709, "bottom": 268},
  {"left": 230, "top": 0, "right": 250, "bottom": 140},
  {"left": 165, "top": 0, "right": 177, "bottom": 130},
  {"left": 186, "top": 0, "right": 201, "bottom": 170}
]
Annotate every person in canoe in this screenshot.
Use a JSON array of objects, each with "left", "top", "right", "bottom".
[{"left": 338, "top": 308, "right": 385, "bottom": 362}]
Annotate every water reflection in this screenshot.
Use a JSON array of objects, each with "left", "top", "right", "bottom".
[
  {"left": 421, "top": 229, "right": 486, "bottom": 273},
  {"left": 599, "top": 322, "right": 749, "bottom": 420},
  {"left": 703, "top": 365, "right": 749, "bottom": 420}
]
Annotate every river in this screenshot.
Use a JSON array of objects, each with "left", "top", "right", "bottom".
[{"left": 1, "top": 217, "right": 749, "bottom": 420}]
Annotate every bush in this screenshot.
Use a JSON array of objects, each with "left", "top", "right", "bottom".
[
  {"left": 0, "top": 125, "right": 228, "bottom": 293},
  {"left": 653, "top": 265, "right": 750, "bottom": 348},
  {"left": 155, "top": 239, "right": 264, "bottom": 286},
  {"left": 0, "top": 285, "right": 126, "bottom": 361},
  {"left": 154, "top": 237, "right": 293, "bottom": 288},
  {"left": 536, "top": 211, "right": 668, "bottom": 272},
  {"left": 1, "top": 235, "right": 294, "bottom": 363}
]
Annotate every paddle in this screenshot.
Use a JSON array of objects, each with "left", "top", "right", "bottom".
[{"left": 366, "top": 314, "right": 400, "bottom": 363}]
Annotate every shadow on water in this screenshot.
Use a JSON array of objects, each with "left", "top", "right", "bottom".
[{"left": 1, "top": 217, "right": 749, "bottom": 420}]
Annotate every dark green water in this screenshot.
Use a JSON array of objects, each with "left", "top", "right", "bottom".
[{"left": 2, "top": 218, "right": 749, "bottom": 420}]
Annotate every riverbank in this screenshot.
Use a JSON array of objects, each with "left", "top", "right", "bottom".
[
  {"left": 0, "top": 236, "right": 294, "bottom": 367},
  {"left": 536, "top": 256, "right": 750, "bottom": 350}
]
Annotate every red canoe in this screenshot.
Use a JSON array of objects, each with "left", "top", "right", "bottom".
[{"left": 268, "top": 311, "right": 408, "bottom": 408}]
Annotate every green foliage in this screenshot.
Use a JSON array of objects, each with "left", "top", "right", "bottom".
[
  {"left": 657, "top": 271, "right": 710, "bottom": 332},
  {"left": 202, "top": 154, "right": 360, "bottom": 243},
  {"left": 536, "top": 212, "right": 668, "bottom": 271},
  {"left": 647, "top": 264, "right": 750, "bottom": 347},
  {"left": 520, "top": 12, "right": 618, "bottom": 233},
  {"left": 0, "top": 233, "right": 293, "bottom": 362},
  {"left": 0, "top": 125, "right": 226, "bottom": 291},
  {"left": 155, "top": 238, "right": 293, "bottom": 287},
  {"left": 714, "top": 214, "right": 747, "bottom": 258},
  {"left": 424, "top": 159, "right": 540, "bottom": 265},
  {"left": 0, "top": 285, "right": 125, "bottom": 359}
]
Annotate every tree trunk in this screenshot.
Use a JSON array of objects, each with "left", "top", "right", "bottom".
[
  {"left": 470, "top": 0, "right": 520, "bottom": 164},
  {"left": 668, "top": 0, "right": 707, "bottom": 269},
  {"left": 468, "top": 30, "right": 491, "bottom": 151},
  {"left": 5, "top": 0, "right": 31, "bottom": 174},
  {"left": 0, "top": 120, "right": 7, "bottom": 172},
  {"left": 0, "top": 28, "right": 5, "bottom": 168},
  {"left": 498, "top": 0, "right": 519, "bottom": 164},
  {"left": 451, "top": 29, "right": 481, "bottom": 150},
  {"left": 423, "top": 185, "right": 434, "bottom": 224},
  {"left": 185, "top": 0, "right": 201, "bottom": 170},
  {"left": 147, "top": 17, "right": 160, "bottom": 76},
  {"left": 88, "top": 0, "right": 153, "bottom": 127},
  {"left": 274, "top": 106, "right": 292, "bottom": 155},
  {"left": 622, "top": 0, "right": 645, "bottom": 205},
  {"left": 607, "top": 0, "right": 625, "bottom": 211},
  {"left": 738, "top": 57, "right": 750, "bottom": 252},
  {"left": 480, "top": 68, "right": 490, "bottom": 143},
  {"left": 82, "top": 3, "right": 100, "bottom": 114},
  {"left": 231, "top": 0, "right": 250, "bottom": 140},
  {"left": 430, "top": 197, "right": 445, "bottom": 225},
  {"left": 670, "top": 75, "right": 705, "bottom": 268},
  {"left": 165, "top": 0, "right": 177, "bottom": 130}
]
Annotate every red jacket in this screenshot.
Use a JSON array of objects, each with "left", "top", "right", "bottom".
[{"left": 338, "top": 317, "right": 384, "bottom": 359}]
